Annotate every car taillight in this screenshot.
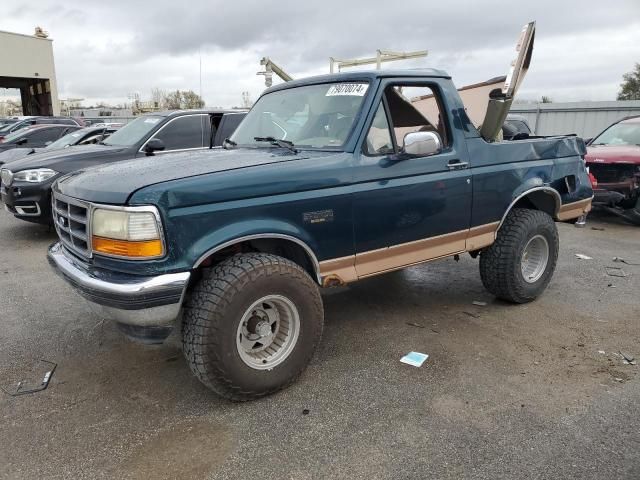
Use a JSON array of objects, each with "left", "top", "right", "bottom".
[{"left": 588, "top": 172, "right": 597, "bottom": 188}]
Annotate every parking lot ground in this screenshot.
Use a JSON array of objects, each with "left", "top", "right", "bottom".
[{"left": 0, "top": 209, "right": 639, "bottom": 479}]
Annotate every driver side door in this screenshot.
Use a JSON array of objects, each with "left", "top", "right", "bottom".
[{"left": 352, "top": 80, "right": 472, "bottom": 277}]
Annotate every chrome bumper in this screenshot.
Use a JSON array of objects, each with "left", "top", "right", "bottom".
[{"left": 47, "top": 242, "right": 190, "bottom": 328}]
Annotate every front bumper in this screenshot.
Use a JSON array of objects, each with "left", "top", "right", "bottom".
[
  {"left": 1, "top": 179, "right": 53, "bottom": 223},
  {"left": 48, "top": 242, "right": 190, "bottom": 332}
]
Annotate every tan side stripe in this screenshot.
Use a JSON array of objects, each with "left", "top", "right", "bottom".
[
  {"left": 355, "top": 229, "right": 468, "bottom": 277},
  {"left": 318, "top": 221, "right": 501, "bottom": 285},
  {"left": 466, "top": 221, "right": 500, "bottom": 251},
  {"left": 557, "top": 197, "right": 592, "bottom": 221},
  {"left": 318, "top": 255, "right": 358, "bottom": 286}
]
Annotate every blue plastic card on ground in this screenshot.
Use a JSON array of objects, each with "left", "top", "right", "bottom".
[{"left": 400, "top": 352, "right": 429, "bottom": 367}]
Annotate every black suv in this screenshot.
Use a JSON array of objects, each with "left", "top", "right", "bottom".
[
  {"left": 0, "top": 125, "right": 81, "bottom": 153},
  {"left": 0, "top": 110, "right": 246, "bottom": 223}
]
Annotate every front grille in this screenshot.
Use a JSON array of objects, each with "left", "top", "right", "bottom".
[
  {"left": 52, "top": 191, "right": 91, "bottom": 258},
  {"left": 588, "top": 163, "right": 637, "bottom": 184}
]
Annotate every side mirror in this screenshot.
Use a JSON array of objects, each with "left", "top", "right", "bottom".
[
  {"left": 583, "top": 137, "right": 593, "bottom": 145},
  {"left": 144, "top": 138, "right": 165, "bottom": 155},
  {"left": 403, "top": 131, "right": 442, "bottom": 157}
]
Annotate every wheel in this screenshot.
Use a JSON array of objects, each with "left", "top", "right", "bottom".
[
  {"left": 182, "top": 253, "right": 324, "bottom": 401},
  {"left": 479, "top": 208, "right": 559, "bottom": 303}
]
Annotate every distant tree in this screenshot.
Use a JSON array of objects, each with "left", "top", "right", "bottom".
[
  {"left": 181, "top": 90, "right": 205, "bottom": 109},
  {"left": 617, "top": 63, "right": 640, "bottom": 100},
  {"left": 164, "top": 90, "right": 182, "bottom": 110},
  {"left": 150, "top": 88, "right": 167, "bottom": 109},
  {"left": 541, "top": 96, "right": 553, "bottom": 103}
]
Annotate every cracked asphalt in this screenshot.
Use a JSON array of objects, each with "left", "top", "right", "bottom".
[{"left": 0, "top": 209, "right": 638, "bottom": 479}]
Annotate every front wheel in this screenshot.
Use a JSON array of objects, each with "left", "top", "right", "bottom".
[
  {"left": 479, "top": 208, "right": 559, "bottom": 303},
  {"left": 182, "top": 253, "right": 324, "bottom": 401}
]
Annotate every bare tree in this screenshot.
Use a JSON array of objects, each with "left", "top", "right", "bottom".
[{"left": 150, "top": 88, "right": 167, "bottom": 109}]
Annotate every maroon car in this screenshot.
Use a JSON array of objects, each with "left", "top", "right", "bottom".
[{"left": 585, "top": 115, "right": 640, "bottom": 225}]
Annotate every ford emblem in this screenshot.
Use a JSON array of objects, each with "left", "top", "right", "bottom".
[{"left": 58, "top": 216, "right": 66, "bottom": 227}]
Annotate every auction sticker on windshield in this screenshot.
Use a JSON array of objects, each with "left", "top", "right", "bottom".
[{"left": 326, "top": 83, "right": 368, "bottom": 96}]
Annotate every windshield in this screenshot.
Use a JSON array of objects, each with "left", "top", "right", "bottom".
[
  {"left": 230, "top": 82, "right": 369, "bottom": 149},
  {"left": 592, "top": 122, "right": 640, "bottom": 146},
  {"left": 45, "top": 127, "right": 94, "bottom": 150},
  {"left": 102, "top": 116, "right": 162, "bottom": 146}
]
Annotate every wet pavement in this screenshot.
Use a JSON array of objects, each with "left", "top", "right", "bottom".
[{"left": 0, "top": 210, "right": 639, "bottom": 479}]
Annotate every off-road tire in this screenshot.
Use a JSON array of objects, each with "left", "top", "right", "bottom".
[
  {"left": 182, "top": 253, "right": 324, "bottom": 401},
  {"left": 479, "top": 208, "right": 559, "bottom": 303}
]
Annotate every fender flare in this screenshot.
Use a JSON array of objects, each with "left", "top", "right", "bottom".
[
  {"left": 497, "top": 186, "right": 562, "bottom": 231},
  {"left": 192, "top": 233, "right": 321, "bottom": 283}
]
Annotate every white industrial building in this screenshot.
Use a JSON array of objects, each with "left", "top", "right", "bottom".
[{"left": 0, "top": 28, "right": 60, "bottom": 115}]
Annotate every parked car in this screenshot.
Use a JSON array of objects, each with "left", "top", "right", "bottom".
[
  {"left": 0, "top": 116, "right": 83, "bottom": 140},
  {"left": 47, "top": 70, "right": 592, "bottom": 401},
  {"left": 503, "top": 114, "right": 533, "bottom": 140},
  {"left": 0, "top": 110, "right": 246, "bottom": 223},
  {"left": 584, "top": 115, "right": 640, "bottom": 225},
  {"left": 0, "top": 125, "right": 120, "bottom": 165},
  {"left": 0, "top": 118, "right": 18, "bottom": 127},
  {"left": 0, "top": 124, "right": 81, "bottom": 153}
]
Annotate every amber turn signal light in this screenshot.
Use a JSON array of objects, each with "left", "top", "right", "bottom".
[{"left": 92, "top": 236, "right": 163, "bottom": 258}]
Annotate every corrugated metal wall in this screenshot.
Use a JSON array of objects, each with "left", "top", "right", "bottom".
[{"left": 510, "top": 100, "right": 640, "bottom": 138}]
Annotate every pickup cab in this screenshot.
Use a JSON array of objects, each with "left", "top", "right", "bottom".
[{"left": 47, "top": 70, "right": 593, "bottom": 400}]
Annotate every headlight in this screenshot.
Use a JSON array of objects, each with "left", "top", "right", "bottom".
[
  {"left": 91, "top": 207, "right": 164, "bottom": 259},
  {"left": 13, "top": 168, "right": 58, "bottom": 183},
  {"left": 0, "top": 169, "right": 13, "bottom": 186}
]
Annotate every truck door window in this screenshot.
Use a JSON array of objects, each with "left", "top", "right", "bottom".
[
  {"left": 385, "top": 85, "right": 449, "bottom": 149},
  {"left": 151, "top": 115, "right": 205, "bottom": 151},
  {"left": 364, "top": 103, "right": 394, "bottom": 156}
]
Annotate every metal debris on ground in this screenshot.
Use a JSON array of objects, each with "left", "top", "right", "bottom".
[
  {"left": 591, "top": 226, "right": 605, "bottom": 231},
  {"left": 598, "top": 350, "right": 606, "bottom": 355},
  {"left": 406, "top": 322, "right": 425, "bottom": 329},
  {"left": 620, "top": 352, "right": 637, "bottom": 365},
  {"left": 472, "top": 301, "right": 487, "bottom": 306},
  {"left": 605, "top": 267, "right": 626, "bottom": 277},
  {"left": 575, "top": 253, "right": 593, "bottom": 260},
  {"left": 1, "top": 360, "right": 57, "bottom": 396},
  {"left": 400, "top": 352, "right": 429, "bottom": 367},
  {"left": 613, "top": 257, "right": 640, "bottom": 266},
  {"left": 463, "top": 311, "right": 481, "bottom": 318}
]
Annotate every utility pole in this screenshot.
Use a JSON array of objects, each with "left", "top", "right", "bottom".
[{"left": 329, "top": 49, "right": 428, "bottom": 73}]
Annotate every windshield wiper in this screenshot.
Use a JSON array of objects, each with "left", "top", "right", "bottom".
[
  {"left": 223, "top": 137, "right": 237, "bottom": 149},
  {"left": 254, "top": 136, "right": 298, "bottom": 154}
]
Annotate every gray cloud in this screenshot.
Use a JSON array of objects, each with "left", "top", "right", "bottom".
[{"left": 2, "top": 0, "right": 639, "bottom": 106}]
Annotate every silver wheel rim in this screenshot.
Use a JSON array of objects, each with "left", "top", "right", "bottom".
[
  {"left": 236, "top": 295, "right": 300, "bottom": 370},
  {"left": 520, "top": 234, "right": 549, "bottom": 283}
]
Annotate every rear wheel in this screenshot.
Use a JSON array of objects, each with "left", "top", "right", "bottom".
[
  {"left": 479, "top": 208, "right": 559, "bottom": 303},
  {"left": 182, "top": 253, "right": 324, "bottom": 401}
]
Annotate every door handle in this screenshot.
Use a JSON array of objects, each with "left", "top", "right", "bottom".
[{"left": 447, "top": 160, "right": 469, "bottom": 170}]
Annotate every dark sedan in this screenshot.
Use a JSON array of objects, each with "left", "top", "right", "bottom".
[
  {"left": 0, "top": 116, "right": 83, "bottom": 140},
  {"left": 0, "top": 125, "right": 120, "bottom": 165},
  {"left": 0, "top": 109, "right": 246, "bottom": 223},
  {"left": 0, "top": 124, "right": 81, "bottom": 153}
]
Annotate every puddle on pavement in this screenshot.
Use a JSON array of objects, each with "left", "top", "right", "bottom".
[{"left": 117, "top": 417, "right": 233, "bottom": 479}]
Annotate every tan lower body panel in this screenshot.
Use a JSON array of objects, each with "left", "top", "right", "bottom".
[
  {"left": 557, "top": 197, "right": 593, "bottom": 221},
  {"left": 319, "top": 221, "right": 500, "bottom": 285}
]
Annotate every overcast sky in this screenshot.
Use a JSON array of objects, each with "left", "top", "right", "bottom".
[{"left": 2, "top": 1, "right": 639, "bottom": 107}]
